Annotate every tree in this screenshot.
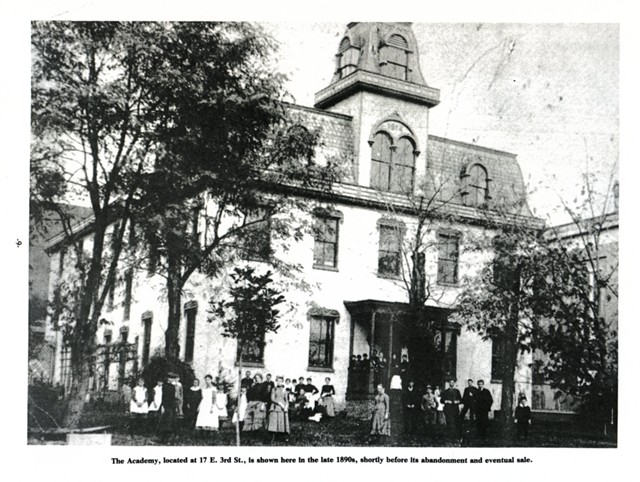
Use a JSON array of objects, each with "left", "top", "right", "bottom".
[
  {"left": 453, "top": 222, "right": 542, "bottom": 433},
  {"left": 208, "top": 267, "right": 285, "bottom": 446},
  {"left": 453, "top": 198, "right": 617, "bottom": 436},
  {"left": 31, "top": 21, "right": 330, "bottom": 428},
  {"left": 133, "top": 108, "right": 336, "bottom": 358},
  {"left": 538, "top": 172, "right": 618, "bottom": 429}
]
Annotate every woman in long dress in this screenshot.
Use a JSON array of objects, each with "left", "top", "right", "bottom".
[
  {"left": 243, "top": 374, "right": 268, "bottom": 432},
  {"left": 434, "top": 386, "right": 446, "bottom": 425},
  {"left": 421, "top": 385, "right": 437, "bottom": 427},
  {"left": 196, "top": 375, "right": 219, "bottom": 431},
  {"left": 185, "top": 379, "right": 203, "bottom": 429},
  {"left": 319, "top": 377, "right": 336, "bottom": 418},
  {"left": 267, "top": 376, "right": 290, "bottom": 438},
  {"left": 370, "top": 383, "right": 391, "bottom": 437}
]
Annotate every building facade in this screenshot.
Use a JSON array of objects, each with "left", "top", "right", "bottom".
[{"left": 45, "top": 22, "right": 542, "bottom": 411}]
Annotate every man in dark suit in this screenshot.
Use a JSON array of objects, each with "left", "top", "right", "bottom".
[
  {"left": 240, "top": 371, "right": 253, "bottom": 390},
  {"left": 159, "top": 373, "right": 177, "bottom": 442},
  {"left": 460, "top": 379, "right": 478, "bottom": 421},
  {"left": 402, "top": 380, "right": 421, "bottom": 434},
  {"left": 442, "top": 379, "right": 462, "bottom": 438},
  {"left": 475, "top": 379, "right": 493, "bottom": 439}
]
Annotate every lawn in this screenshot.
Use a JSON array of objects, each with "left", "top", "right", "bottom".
[{"left": 28, "top": 410, "right": 617, "bottom": 448}]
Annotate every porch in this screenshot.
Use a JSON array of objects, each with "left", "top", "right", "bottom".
[{"left": 344, "top": 299, "right": 458, "bottom": 400}]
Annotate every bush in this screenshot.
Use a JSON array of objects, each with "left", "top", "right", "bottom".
[
  {"left": 28, "top": 380, "right": 65, "bottom": 429},
  {"left": 140, "top": 356, "right": 196, "bottom": 391}
]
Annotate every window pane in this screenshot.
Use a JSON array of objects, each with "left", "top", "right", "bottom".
[
  {"left": 308, "top": 317, "right": 334, "bottom": 368},
  {"left": 323, "top": 243, "right": 336, "bottom": 267},
  {"left": 371, "top": 133, "right": 391, "bottom": 161},
  {"left": 313, "top": 241, "right": 325, "bottom": 266},
  {"left": 396, "top": 138, "right": 414, "bottom": 166}
]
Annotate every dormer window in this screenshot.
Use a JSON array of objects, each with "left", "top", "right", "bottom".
[
  {"left": 380, "top": 34, "right": 409, "bottom": 81},
  {"left": 338, "top": 37, "right": 360, "bottom": 79},
  {"left": 461, "top": 163, "right": 490, "bottom": 207}
]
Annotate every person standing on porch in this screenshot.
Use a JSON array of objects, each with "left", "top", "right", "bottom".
[{"left": 370, "top": 384, "right": 391, "bottom": 439}]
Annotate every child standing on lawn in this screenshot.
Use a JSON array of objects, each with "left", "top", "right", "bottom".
[{"left": 129, "top": 378, "right": 148, "bottom": 432}]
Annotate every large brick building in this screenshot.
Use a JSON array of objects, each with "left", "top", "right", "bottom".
[{"left": 45, "top": 22, "right": 543, "bottom": 409}]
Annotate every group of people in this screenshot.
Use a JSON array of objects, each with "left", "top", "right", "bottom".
[
  {"left": 240, "top": 372, "right": 337, "bottom": 430},
  {"left": 128, "top": 370, "right": 337, "bottom": 441},
  {"left": 370, "top": 378, "right": 531, "bottom": 441},
  {"left": 350, "top": 352, "right": 410, "bottom": 392}
]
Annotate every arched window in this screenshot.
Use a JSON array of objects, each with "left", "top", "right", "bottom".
[
  {"left": 380, "top": 34, "right": 409, "bottom": 80},
  {"left": 370, "top": 132, "right": 415, "bottom": 194},
  {"left": 370, "top": 132, "right": 393, "bottom": 191},
  {"left": 461, "top": 164, "right": 489, "bottom": 206},
  {"left": 392, "top": 137, "right": 416, "bottom": 193},
  {"left": 338, "top": 36, "right": 360, "bottom": 79}
]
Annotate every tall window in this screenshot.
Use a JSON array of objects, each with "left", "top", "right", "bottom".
[
  {"left": 437, "top": 233, "right": 460, "bottom": 285},
  {"left": 237, "top": 333, "right": 265, "bottom": 365},
  {"left": 462, "top": 164, "right": 489, "bottom": 207},
  {"left": 123, "top": 269, "right": 133, "bottom": 321},
  {"left": 380, "top": 34, "right": 409, "bottom": 80},
  {"left": 106, "top": 284, "right": 115, "bottom": 312},
  {"left": 338, "top": 36, "right": 359, "bottom": 78},
  {"left": 432, "top": 327, "right": 458, "bottom": 382},
  {"left": 240, "top": 211, "right": 271, "bottom": 262},
  {"left": 142, "top": 313, "right": 152, "bottom": 367},
  {"left": 491, "top": 336, "right": 504, "bottom": 381},
  {"left": 308, "top": 316, "right": 335, "bottom": 369},
  {"left": 370, "top": 132, "right": 415, "bottom": 194},
  {"left": 313, "top": 216, "right": 339, "bottom": 269},
  {"left": 378, "top": 225, "right": 402, "bottom": 277},
  {"left": 184, "top": 303, "right": 197, "bottom": 364}
]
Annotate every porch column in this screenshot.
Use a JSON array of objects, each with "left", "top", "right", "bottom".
[{"left": 368, "top": 311, "right": 376, "bottom": 394}]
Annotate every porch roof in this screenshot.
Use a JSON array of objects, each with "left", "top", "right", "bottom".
[{"left": 343, "top": 299, "right": 453, "bottom": 322}]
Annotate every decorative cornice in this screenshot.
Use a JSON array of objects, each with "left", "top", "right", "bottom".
[{"left": 314, "top": 70, "right": 440, "bottom": 109}]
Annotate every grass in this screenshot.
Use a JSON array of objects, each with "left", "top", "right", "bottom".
[{"left": 29, "top": 409, "right": 616, "bottom": 447}]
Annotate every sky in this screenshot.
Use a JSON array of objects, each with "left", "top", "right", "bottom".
[{"left": 264, "top": 22, "right": 619, "bottom": 225}]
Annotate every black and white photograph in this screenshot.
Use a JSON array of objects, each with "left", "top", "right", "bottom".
[
  {"left": 3, "top": 1, "right": 637, "bottom": 479},
  {"left": 25, "top": 18, "right": 620, "bottom": 448}
]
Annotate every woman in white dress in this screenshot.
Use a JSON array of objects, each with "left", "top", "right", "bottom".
[
  {"left": 196, "top": 375, "right": 219, "bottom": 431},
  {"left": 215, "top": 384, "right": 228, "bottom": 425}
]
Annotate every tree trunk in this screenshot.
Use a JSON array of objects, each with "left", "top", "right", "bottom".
[
  {"left": 500, "top": 276, "right": 521, "bottom": 438},
  {"left": 165, "top": 254, "right": 182, "bottom": 358},
  {"left": 63, "top": 353, "right": 94, "bottom": 428},
  {"left": 61, "top": 220, "right": 107, "bottom": 428},
  {"left": 236, "top": 356, "right": 243, "bottom": 447}
]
